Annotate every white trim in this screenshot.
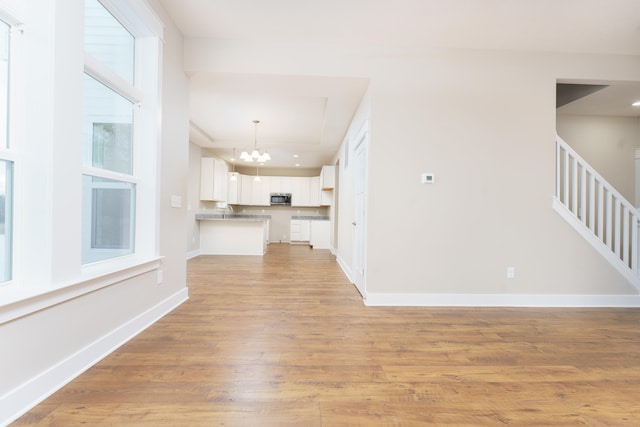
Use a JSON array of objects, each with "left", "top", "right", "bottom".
[
  {"left": 364, "top": 292, "right": 640, "bottom": 307},
  {"left": 84, "top": 53, "right": 142, "bottom": 104},
  {"left": 0, "top": 257, "right": 163, "bottom": 324},
  {"left": 336, "top": 252, "right": 355, "bottom": 285},
  {"left": 100, "top": 0, "right": 164, "bottom": 40},
  {"left": 0, "top": 287, "right": 188, "bottom": 426}
]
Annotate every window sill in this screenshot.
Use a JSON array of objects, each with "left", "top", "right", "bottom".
[{"left": 0, "top": 256, "right": 163, "bottom": 325}]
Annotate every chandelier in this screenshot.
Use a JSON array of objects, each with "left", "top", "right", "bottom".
[{"left": 240, "top": 120, "right": 270, "bottom": 163}]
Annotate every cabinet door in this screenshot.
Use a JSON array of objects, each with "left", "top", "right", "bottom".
[
  {"left": 227, "top": 172, "right": 239, "bottom": 204},
  {"left": 239, "top": 174, "right": 253, "bottom": 205},
  {"left": 213, "top": 159, "right": 228, "bottom": 201},
  {"left": 291, "top": 177, "right": 308, "bottom": 206},
  {"left": 310, "top": 220, "right": 330, "bottom": 249},
  {"left": 270, "top": 176, "right": 282, "bottom": 194},
  {"left": 200, "top": 158, "right": 228, "bottom": 201},
  {"left": 200, "top": 158, "right": 215, "bottom": 201},
  {"left": 251, "top": 176, "right": 270, "bottom": 206},
  {"left": 290, "top": 220, "right": 301, "bottom": 242},
  {"left": 280, "top": 176, "right": 292, "bottom": 193},
  {"left": 308, "top": 176, "right": 320, "bottom": 207},
  {"left": 300, "top": 220, "right": 311, "bottom": 241},
  {"left": 320, "top": 165, "right": 335, "bottom": 189}
]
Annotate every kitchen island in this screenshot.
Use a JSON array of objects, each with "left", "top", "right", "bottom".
[{"left": 196, "top": 213, "right": 271, "bottom": 255}]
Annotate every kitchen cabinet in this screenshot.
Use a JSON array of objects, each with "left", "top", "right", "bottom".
[
  {"left": 291, "top": 218, "right": 330, "bottom": 248},
  {"left": 229, "top": 173, "right": 328, "bottom": 207},
  {"left": 319, "top": 165, "right": 334, "bottom": 206},
  {"left": 269, "top": 176, "right": 292, "bottom": 194},
  {"left": 200, "top": 158, "right": 228, "bottom": 201},
  {"left": 320, "top": 165, "right": 335, "bottom": 190},
  {"left": 251, "top": 176, "right": 270, "bottom": 206},
  {"left": 290, "top": 177, "right": 307, "bottom": 206},
  {"left": 291, "top": 176, "right": 321, "bottom": 207},
  {"left": 238, "top": 174, "right": 270, "bottom": 206},
  {"left": 227, "top": 172, "right": 239, "bottom": 204},
  {"left": 290, "top": 219, "right": 310, "bottom": 242},
  {"left": 308, "top": 176, "right": 320, "bottom": 207},
  {"left": 310, "top": 220, "right": 330, "bottom": 249}
]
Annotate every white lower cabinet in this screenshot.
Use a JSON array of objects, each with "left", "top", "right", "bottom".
[
  {"left": 290, "top": 219, "right": 329, "bottom": 248},
  {"left": 290, "top": 219, "right": 310, "bottom": 242},
  {"left": 310, "top": 220, "right": 330, "bottom": 249}
]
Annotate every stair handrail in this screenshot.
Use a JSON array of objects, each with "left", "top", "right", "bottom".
[{"left": 555, "top": 134, "right": 640, "bottom": 284}]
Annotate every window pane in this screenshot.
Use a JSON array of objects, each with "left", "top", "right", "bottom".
[
  {"left": 84, "top": 0, "right": 134, "bottom": 85},
  {"left": 83, "top": 74, "right": 134, "bottom": 175},
  {"left": 0, "top": 160, "right": 12, "bottom": 282},
  {"left": 0, "top": 20, "right": 9, "bottom": 149},
  {"left": 82, "top": 175, "right": 135, "bottom": 264}
]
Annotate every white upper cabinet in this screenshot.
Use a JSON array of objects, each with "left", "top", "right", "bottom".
[
  {"left": 200, "top": 158, "right": 228, "bottom": 201},
  {"left": 291, "top": 177, "right": 309, "bottom": 206},
  {"left": 228, "top": 173, "right": 327, "bottom": 207},
  {"left": 308, "top": 176, "right": 320, "bottom": 207},
  {"left": 227, "top": 172, "right": 239, "bottom": 204},
  {"left": 320, "top": 165, "right": 335, "bottom": 190},
  {"left": 252, "top": 176, "right": 270, "bottom": 206},
  {"left": 291, "top": 176, "right": 322, "bottom": 207},
  {"left": 269, "top": 176, "right": 292, "bottom": 194}
]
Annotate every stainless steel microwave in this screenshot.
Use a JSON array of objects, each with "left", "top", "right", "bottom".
[{"left": 270, "top": 193, "right": 291, "bottom": 205}]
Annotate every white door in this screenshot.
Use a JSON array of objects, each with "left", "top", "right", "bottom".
[{"left": 353, "top": 126, "right": 368, "bottom": 298}]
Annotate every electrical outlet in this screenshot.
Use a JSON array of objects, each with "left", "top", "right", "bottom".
[{"left": 506, "top": 267, "right": 515, "bottom": 279}]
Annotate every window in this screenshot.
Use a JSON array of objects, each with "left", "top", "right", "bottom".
[
  {"left": 82, "top": 0, "right": 138, "bottom": 264},
  {"left": 84, "top": 0, "right": 134, "bottom": 85},
  {"left": 0, "top": 18, "right": 13, "bottom": 283}
]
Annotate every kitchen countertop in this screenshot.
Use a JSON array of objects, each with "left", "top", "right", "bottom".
[
  {"left": 196, "top": 213, "right": 271, "bottom": 221},
  {"left": 291, "top": 215, "right": 330, "bottom": 221}
]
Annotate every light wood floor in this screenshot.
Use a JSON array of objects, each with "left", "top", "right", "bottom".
[{"left": 12, "top": 244, "right": 640, "bottom": 426}]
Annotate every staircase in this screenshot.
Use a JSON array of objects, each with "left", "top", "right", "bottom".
[{"left": 554, "top": 135, "right": 640, "bottom": 289}]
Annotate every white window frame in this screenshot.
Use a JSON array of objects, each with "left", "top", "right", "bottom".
[
  {"left": 0, "top": 9, "right": 23, "bottom": 286},
  {"left": 81, "top": 0, "right": 159, "bottom": 268}
]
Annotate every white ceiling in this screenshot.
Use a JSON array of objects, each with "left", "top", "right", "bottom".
[
  {"left": 187, "top": 73, "right": 369, "bottom": 169},
  {"left": 158, "top": 0, "right": 640, "bottom": 169}
]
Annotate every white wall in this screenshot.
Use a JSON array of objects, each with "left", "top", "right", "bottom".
[
  {"left": 363, "top": 50, "right": 640, "bottom": 299},
  {"left": 556, "top": 115, "right": 640, "bottom": 202}
]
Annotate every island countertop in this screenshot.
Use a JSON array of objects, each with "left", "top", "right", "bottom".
[
  {"left": 196, "top": 213, "right": 271, "bottom": 221},
  {"left": 291, "top": 215, "right": 330, "bottom": 221}
]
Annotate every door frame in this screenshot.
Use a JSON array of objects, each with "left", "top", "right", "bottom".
[{"left": 352, "top": 120, "right": 369, "bottom": 299}]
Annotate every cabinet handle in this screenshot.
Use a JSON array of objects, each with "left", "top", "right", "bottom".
[{"left": 352, "top": 221, "right": 357, "bottom": 226}]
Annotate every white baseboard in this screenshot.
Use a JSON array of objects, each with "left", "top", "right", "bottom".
[
  {"left": 364, "top": 292, "right": 640, "bottom": 307},
  {"left": 335, "top": 253, "right": 354, "bottom": 284},
  {"left": 186, "top": 249, "right": 200, "bottom": 260},
  {"left": 1, "top": 287, "right": 189, "bottom": 426}
]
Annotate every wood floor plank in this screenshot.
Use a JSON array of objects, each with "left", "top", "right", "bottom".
[{"left": 11, "top": 243, "right": 640, "bottom": 426}]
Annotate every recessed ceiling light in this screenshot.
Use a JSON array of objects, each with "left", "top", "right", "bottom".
[
  {"left": 295, "top": 163, "right": 300, "bottom": 167},
  {"left": 633, "top": 101, "right": 640, "bottom": 107},
  {"left": 293, "top": 154, "right": 299, "bottom": 158}
]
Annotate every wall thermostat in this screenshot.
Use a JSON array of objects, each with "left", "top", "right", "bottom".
[{"left": 421, "top": 173, "right": 435, "bottom": 184}]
